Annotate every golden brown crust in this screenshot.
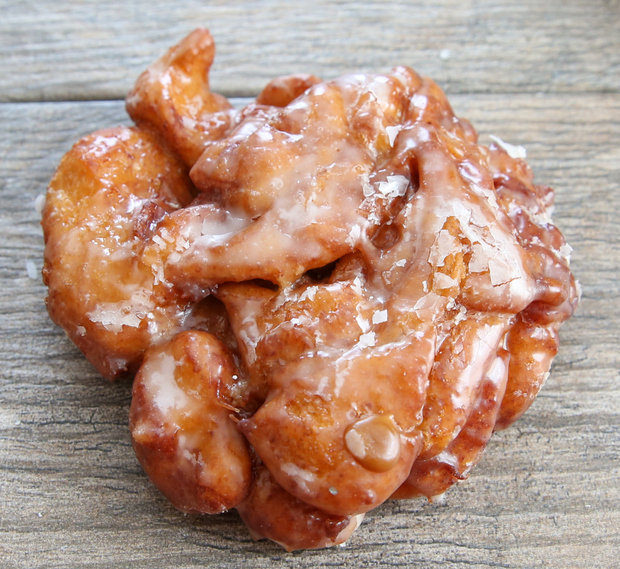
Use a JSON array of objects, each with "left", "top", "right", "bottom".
[
  {"left": 129, "top": 331, "right": 252, "bottom": 514},
  {"left": 256, "top": 74, "right": 323, "bottom": 107},
  {"left": 393, "top": 349, "right": 509, "bottom": 499},
  {"left": 236, "top": 463, "right": 362, "bottom": 551},
  {"left": 126, "top": 28, "right": 235, "bottom": 167},
  {"left": 42, "top": 126, "right": 196, "bottom": 379},
  {"left": 42, "top": 29, "right": 579, "bottom": 550}
]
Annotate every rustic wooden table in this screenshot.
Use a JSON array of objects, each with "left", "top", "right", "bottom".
[{"left": 1, "top": 1, "right": 619, "bottom": 567}]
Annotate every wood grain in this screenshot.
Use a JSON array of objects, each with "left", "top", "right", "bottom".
[
  {"left": 1, "top": 0, "right": 619, "bottom": 566},
  {"left": 1, "top": 0, "right": 619, "bottom": 102},
  {"left": 1, "top": 95, "right": 618, "bottom": 568}
]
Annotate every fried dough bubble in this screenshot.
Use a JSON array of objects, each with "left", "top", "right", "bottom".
[{"left": 42, "top": 29, "right": 579, "bottom": 551}]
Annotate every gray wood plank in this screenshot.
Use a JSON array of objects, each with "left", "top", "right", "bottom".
[
  {"left": 1, "top": 0, "right": 619, "bottom": 103},
  {"left": 1, "top": 94, "right": 618, "bottom": 567}
]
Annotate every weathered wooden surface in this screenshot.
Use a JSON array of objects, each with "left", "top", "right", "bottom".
[
  {"left": 1, "top": 0, "right": 619, "bottom": 567},
  {"left": 1, "top": 0, "right": 620, "bottom": 102}
]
